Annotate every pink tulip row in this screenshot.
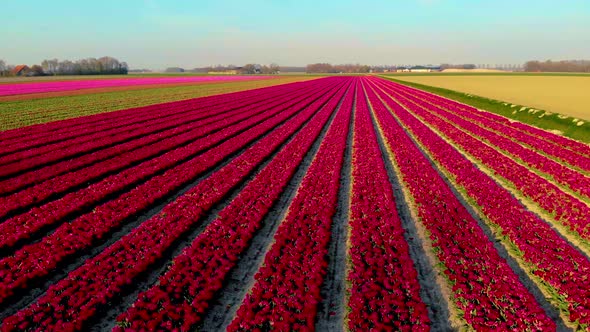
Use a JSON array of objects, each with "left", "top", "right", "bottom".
[
  {"left": 0, "top": 81, "right": 331, "bottom": 222},
  {"left": 112, "top": 80, "right": 353, "bottom": 332},
  {"left": 0, "top": 78, "right": 350, "bottom": 332},
  {"left": 373, "top": 80, "right": 590, "bottom": 200},
  {"left": 369, "top": 76, "right": 590, "bottom": 327},
  {"left": 386, "top": 80, "right": 590, "bottom": 160},
  {"left": 0, "top": 76, "right": 272, "bottom": 96},
  {"left": 0, "top": 78, "right": 348, "bottom": 308},
  {"left": 376, "top": 79, "right": 590, "bottom": 243},
  {"left": 227, "top": 81, "right": 355, "bottom": 331},
  {"left": 0, "top": 79, "right": 311, "bottom": 150},
  {"left": 365, "top": 79, "right": 555, "bottom": 330},
  {"left": 347, "top": 82, "right": 429, "bottom": 331}
]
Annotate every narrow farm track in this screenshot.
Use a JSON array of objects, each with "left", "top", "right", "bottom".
[{"left": 1, "top": 75, "right": 590, "bottom": 331}]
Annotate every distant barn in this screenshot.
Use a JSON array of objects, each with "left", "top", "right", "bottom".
[{"left": 11, "top": 65, "right": 30, "bottom": 76}]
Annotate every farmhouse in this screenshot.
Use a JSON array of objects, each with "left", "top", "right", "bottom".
[{"left": 11, "top": 65, "right": 30, "bottom": 76}]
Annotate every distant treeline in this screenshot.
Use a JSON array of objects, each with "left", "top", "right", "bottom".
[
  {"left": 41, "top": 57, "right": 128, "bottom": 75},
  {"left": 524, "top": 60, "right": 590, "bottom": 72},
  {"left": 0, "top": 57, "right": 128, "bottom": 76},
  {"left": 306, "top": 63, "right": 371, "bottom": 73}
]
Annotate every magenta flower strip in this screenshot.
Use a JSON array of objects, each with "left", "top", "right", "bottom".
[{"left": 0, "top": 76, "right": 273, "bottom": 97}]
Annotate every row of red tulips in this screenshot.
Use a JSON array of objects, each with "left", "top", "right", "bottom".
[
  {"left": 0, "top": 80, "right": 327, "bottom": 219},
  {"left": 371, "top": 76, "right": 590, "bottom": 327},
  {"left": 0, "top": 78, "right": 347, "bottom": 308},
  {"left": 388, "top": 80, "right": 590, "bottom": 162},
  {"left": 347, "top": 82, "right": 429, "bottom": 331},
  {"left": 375, "top": 80, "right": 590, "bottom": 200},
  {"left": 0, "top": 77, "right": 348, "bottom": 332},
  {"left": 366, "top": 78, "right": 555, "bottom": 330},
  {"left": 113, "top": 80, "right": 352, "bottom": 331},
  {"left": 377, "top": 79, "right": 590, "bottom": 244},
  {"left": 227, "top": 80, "right": 355, "bottom": 331}
]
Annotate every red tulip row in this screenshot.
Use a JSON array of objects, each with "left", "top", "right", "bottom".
[
  {"left": 386, "top": 79, "right": 590, "bottom": 161},
  {"left": 0, "top": 77, "right": 349, "bottom": 332},
  {"left": 0, "top": 81, "right": 336, "bottom": 253},
  {"left": 365, "top": 79, "right": 555, "bottom": 330},
  {"left": 373, "top": 80, "right": 590, "bottom": 200},
  {"left": 0, "top": 78, "right": 313, "bottom": 149},
  {"left": 346, "top": 82, "right": 429, "bottom": 331},
  {"left": 112, "top": 79, "right": 354, "bottom": 332},
  {"left": 369, "top": 77, "right": 590, "bottom": 327},
  {"left": 374, "top": 79, "right": 590, "bottom": 243},
  {"left": 227, "top": 79, "right": 355, "bottom": 331},
  {"left": 0, "top": 81, "right": 318, "bottom": 176},
  {"left": 0, "top": 78, "right": 348, "bottom": 307},
  {"left": 0, "top": 80, "right": 329, "bottom": 219}
]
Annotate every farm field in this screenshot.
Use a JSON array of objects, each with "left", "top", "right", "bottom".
[
  {"left": 387, "top": 74, "right": 590, "bottom": 120},
  {"left": 1, "top": 75, "right": 590, "bottom": 331},
  {"left": 0, "top": 76, "right": 314, "bottom": 131}
]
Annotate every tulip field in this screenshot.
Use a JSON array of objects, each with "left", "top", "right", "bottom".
[{"left": 2, "top": 75, "right": 590, "bottom": 331}]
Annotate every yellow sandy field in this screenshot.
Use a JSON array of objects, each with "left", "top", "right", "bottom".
[{"left": 394, "top": 75, "right": 590, "bottom": 120}]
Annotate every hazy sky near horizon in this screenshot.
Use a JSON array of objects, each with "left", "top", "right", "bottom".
[{"left": 1, "top": 0, "right": 589, "bottom": 69}]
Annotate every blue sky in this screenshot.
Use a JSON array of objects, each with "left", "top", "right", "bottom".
[{"left": 1, "top": 0, "right": 588, "bottom": 69}]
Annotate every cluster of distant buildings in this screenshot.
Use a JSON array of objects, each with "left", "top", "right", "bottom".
[{"left": 389, "top": 65, "right": 442, "bottom": 73}]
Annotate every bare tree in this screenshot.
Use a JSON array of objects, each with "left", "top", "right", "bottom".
[
  {"left": 240, "top": 64, "right": 257, "bottom": 74},
  {"left": 30, "top": 65, "right": 45, "bottom": 76}
]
